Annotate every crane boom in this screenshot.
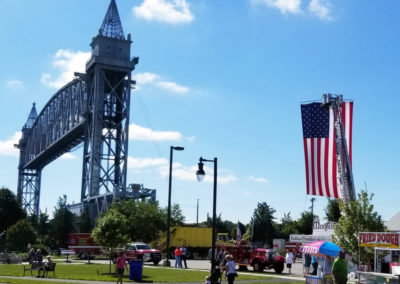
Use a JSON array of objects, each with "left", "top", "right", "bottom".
[{"left": 322, "top": 94, "right": 356, "bottom": 203}]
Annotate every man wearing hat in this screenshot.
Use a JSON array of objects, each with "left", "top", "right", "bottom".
[{"left": 332, "top": 251, "right": 348, "bottom": 284}]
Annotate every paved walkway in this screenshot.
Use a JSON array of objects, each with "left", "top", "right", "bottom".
[{"left": 0, "top": 275, "right": 303, "bottom": 284}]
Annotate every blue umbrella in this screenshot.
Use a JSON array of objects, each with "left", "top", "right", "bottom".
[{"left": 302, "top": 241, "right": 342, "bottom": 257}]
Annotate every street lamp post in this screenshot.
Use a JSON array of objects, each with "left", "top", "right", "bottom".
[
  {"left": 164, "top": 146, "right": 184, "bottom": 267},
  {"left": 196, "top": 156, "right": 217, "bottom": 273}
]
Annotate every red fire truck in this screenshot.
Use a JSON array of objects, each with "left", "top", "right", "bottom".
[
  {"left": 68, "top": 233, "right": 102, "bottom": 259},
  {"left": 218, "top": 244, "right": 284, "bottom": 273}
]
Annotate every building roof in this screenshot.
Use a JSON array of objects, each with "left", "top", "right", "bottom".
[
  {"left": 99, "top": 0, "right": 125, "bottom": 40},
  {"left": 24, "top": 102, "right": 37, "bottom": 128},
  {"left": 385, "top": 211, "right": 400, "bottom": 232}
]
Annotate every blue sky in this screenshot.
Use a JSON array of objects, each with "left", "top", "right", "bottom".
[{"left": 0, "top": 0, "right": 399, "bottom": 225}]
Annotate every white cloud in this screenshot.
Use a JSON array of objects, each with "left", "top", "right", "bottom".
[
  {"left": 134, "top": 72, "right": 190, "bottom": 94},
  {"left": 156, "top": 81, "right": 189, "bottom": 94},
  {"left": 308, "top": 0, "right": 332, "bottom": 20},
  {"left": 128, "top": 156, "right": 168, "bottom": 170},
  {"left": 159, "top": 163, "right": 237, "bottom": 184},
  {"left": 254, "top": 0, "right": 301, "bottom": 14},
  {"left": 133, "top": 0, "right": 194, "bottom": 24},
  {"left": 135, "top": 72, "right": 159, "bottom": 85},
  {"left": 6, "top": 80, "right": 24, "bottom": 88},
  {"left": 159, "top": 162, "right": 197, "bottom": 181},
  {"left": 0, "top": 132, "right": 22, "bottom": 157},
  {"left": 129, "top": 157, "right": 237, "bottom": 185},
  {"left": 253, "top": 0, "right": 334, "bottom": 20},
  {"left": 249, "top": 175, "right": 269, "bottom": 183},
  {"left": 129, "top": 123, "right": 182, "bottom": 141},
  {"left": 184, "top": 136, "right": 196, "bottom": 143},
  {"left": 41, "top": 49, "right": 91, "bottom": 89}
]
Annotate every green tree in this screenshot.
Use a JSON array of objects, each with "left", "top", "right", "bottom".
[
  {"left": 230, "top": 221, "right": 246, "bottom": 242},
  {"left": 112, "top": 200, "right": 167, "bottom": 243},
  {"left": 296, "top": 211, "right": 314, "bottom": 234},
  {"left": 170, "top": 204, "right": 186, "bottom": 226},
  {"left": 160, "top": 203, "right": 185, "bottom": 227},
  {"left": 333, "top": 190, "right": 385, "bottom": 263},
  {"left": 5, "top": 219, "right": 37, "bottom": 252},
  {"left": 49, "top": 195, "right": 75, "bottom": 248},
  {"left": 37, "top": 211, "right": 50, "bottom": 244},
  {"left": 250, "top": 202, "right": 276, "bottom": 247},
  {"left": 325, "top": 199, "right": 341, "bottom": 222},
  {"left": 202, "top": 214, "right": 235, "bottom": 238},
  {"left": 275, "top": 212, "right": 298, "bottom": 240},
  {"left": 0, "top": 188, "right": 26, "bottom": 233},
  {"left": 92, "top": 209, "right": 129, "bottom": 250},
  {"left": 76, "top": 206, "right": 93, "bottom": 233},
  {"left": 92, "top": 209, "right": 129, "bottom": 273}
]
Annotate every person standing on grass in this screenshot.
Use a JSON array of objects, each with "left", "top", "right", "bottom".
[
  {"left": 116, "top": 252, "right": 127, "bottom": 284},
  {"left": 224, "top": 254, "right": 237, "bottom": 284},
  {"left": 29, "top": 248, "right": 37, "bottom": 264},
  {"left": 180, "top": 246, "right": 188, "bottom": 268},
  {"left": 174, "top": 247, "right": 181, "bottom": 268},
  {"left": 285, "top": 249, "right": 294, "bottom": 274}
]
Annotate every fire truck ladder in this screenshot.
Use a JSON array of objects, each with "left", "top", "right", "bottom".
[{"left": 322, "top": 94, "right": 356, "bottom": 203}]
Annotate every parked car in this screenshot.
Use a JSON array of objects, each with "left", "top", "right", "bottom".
[{"left": 114, "top": 243, "right": 161, "bottom": 265}]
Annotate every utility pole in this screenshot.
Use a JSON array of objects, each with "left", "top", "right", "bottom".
[{"left": 309, "top": 198, "right": 316, "bottom": 215}]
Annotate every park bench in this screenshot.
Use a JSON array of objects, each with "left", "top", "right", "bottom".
[
  {"left": 23, "top": 261, "right": 41, "bottom": 276},
  {"left": 43, "top": 262, "right": 57, "bottom": 278}
]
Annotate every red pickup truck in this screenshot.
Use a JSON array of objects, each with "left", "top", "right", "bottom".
[{"left": 121, "top": 243, "right": 162, "bottom": 265}]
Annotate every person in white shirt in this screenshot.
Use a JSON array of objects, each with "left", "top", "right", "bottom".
[
  {"left": 180, "top": 246, "right": 188, "bottom": 269},
  {"left": 285, "top": 249, "right": 294, "bottom": 274},
  {"left": 224, "top": 254, "right": 237, "bottom": 284}
]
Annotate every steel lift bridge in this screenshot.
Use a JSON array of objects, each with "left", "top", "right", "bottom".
[{"left": 15, "top": 0, "right": 148, "bottom": 217}]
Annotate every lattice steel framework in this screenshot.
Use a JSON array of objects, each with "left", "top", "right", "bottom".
[{"left": 16, "top": 0, "right": 138, "bottom": 216}]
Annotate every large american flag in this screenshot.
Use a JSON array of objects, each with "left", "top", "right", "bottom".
[{"left": 301, "top": 101, "right": 353, "bottom": 198}]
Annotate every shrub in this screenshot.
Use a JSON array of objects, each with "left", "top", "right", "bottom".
[{"left": 32, "top": 244, "right": 49, "bottom": 256}]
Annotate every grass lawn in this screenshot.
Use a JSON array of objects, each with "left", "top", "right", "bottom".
[
  {"left": 0, "top": 264, "right": 276, "bottom": 282},
  {"left": 0, "top": 278, "right": 75, "bottom": 284}
]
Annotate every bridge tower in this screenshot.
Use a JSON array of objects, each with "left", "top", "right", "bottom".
[
  {"left": 17, "top": 103, "right": 41, "bottom": 216},
  {"left": 16, "top": 0, "right": 138, "bottom": 217},
  {"left": 81, "top": 0, "right": 138, "bottom": 213}
]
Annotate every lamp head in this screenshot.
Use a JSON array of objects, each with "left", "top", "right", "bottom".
[
  {"left": 173, "top": 146, "right": 184, "bottom": 151},
  {"left": 196, "top": 160, "right": 205, "bottom": 182}
]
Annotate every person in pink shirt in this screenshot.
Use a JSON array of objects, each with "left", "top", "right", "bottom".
[{"left": 116, "top": 252, "right": 127, "bottom": 284}]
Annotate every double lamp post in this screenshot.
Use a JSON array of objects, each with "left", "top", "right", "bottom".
[{"left": 164, "top": 146, "right": 218, "bottom": 273}]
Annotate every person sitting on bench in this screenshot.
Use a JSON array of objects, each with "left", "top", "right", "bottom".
[{"left": 38, "top": 255, "right": 53, "bottom": 278}]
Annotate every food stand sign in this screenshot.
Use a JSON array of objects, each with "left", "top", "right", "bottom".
[{"left": 358, "top": 232, "right": 400, "bottom": 248}]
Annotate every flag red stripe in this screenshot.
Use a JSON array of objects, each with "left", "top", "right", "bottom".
[
  {"left": 332, "top": 127, "right": 338, "bottom": 198},
  {"left": 311, "top": 139, "right": 316, "bottom": 196},
  {"left": 349, "top": 102, "right": 353, "bottom": 166},
  {"left": 317, "top": 140, "right": 323, "bottom": 196},
  {"left": 303, "top": 138, "right": 310, "bottom": 195},
  {"left": 324, "top": 138, "right": 330, "bottom": 197}
]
